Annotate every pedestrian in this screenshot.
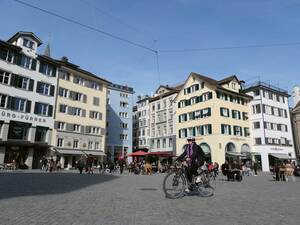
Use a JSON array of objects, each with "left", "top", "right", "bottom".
[
  {"left": 86, "top": 154, "right": 94, "bottom": 174},
  {"left": 285, "top": 160, "right": 295, "bottom": 182},
  {"left": 41, "top": 156, "right": 48, "bottom": 171},
  {"left": 49, "top": 156, "right": 54, "bottom": 172},
  {"left": 119, "top": 160, "right": 124, "bottom": 174},
  {"left": 77, "top": 156, "right": 85, "bottom": 174},
  {"left": 253, "top": 161, "right": 258, "bottom": 176}
]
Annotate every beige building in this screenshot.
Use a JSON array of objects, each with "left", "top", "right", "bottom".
[
  {"left": 52, "top": 56, "right": 109, "bottom": 169},
  {"left": 175, "top": 73, "right": 252, "bottom": 165}
]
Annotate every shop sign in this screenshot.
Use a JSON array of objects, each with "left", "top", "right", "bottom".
[
  {"left": 230, "top": 137, "right": 246, "bottom": 141},
  {"left": 0, "top": 110, "right": 46, "bottom": 123},
  {"left": 270, "top": 147, "right": 284, "bottom": 151}
]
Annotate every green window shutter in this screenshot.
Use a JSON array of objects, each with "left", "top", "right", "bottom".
[
  {"left": 208, "top": 108, "right": 211, "bottom": 116},
  {"left": 238, "top": 111, "right": 241, "bottom": 120},
  {"left": 229, "top": 125, "right": 232, "bottom": 135},
  {"left": 178, "top": 102, "right": 181, "bottom": 108},
  {"left": 220, "top": 108, "right": 223, "bottom": 116},
  {"left": 240, "top": 127, "right": 243, "bottom": 136},
  {"left": 200, "top": 126, "right": 204, "bottom": 135},
  {"left": 208, "top": 124, "right": 212, "bottom": 134},
  {"left": 179, "top": 130, "right": 181, "bottom": 138},
  {"left": 221, "top": 124, "right": 224, "bottom": 134},
  {"left": 179, "top": 115, "right": 181, "bottom": 123}
]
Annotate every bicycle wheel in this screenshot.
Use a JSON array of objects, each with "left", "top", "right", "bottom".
[
  {"left": 198, "top": 184, "right": 214, "bottom": 197},
  {"left": 163, "top": 171, "right": 186, "bottom": 199}
]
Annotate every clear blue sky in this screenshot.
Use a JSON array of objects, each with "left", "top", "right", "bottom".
[{"left": 1, "top": 0, "right": 300, "bottom": 101}]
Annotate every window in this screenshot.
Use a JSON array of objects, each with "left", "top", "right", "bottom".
[
  {"left": 157, "top": 102, "right": 161, "bottom": 110},
  {"left": 253, "top": 122, "right": 260, "bottom": 129},
  {"left": 242, "top": 112, "right": 248, "bottom": 121},
  {"left": 13, "top": 98, "right": 26, "bottom": 111},
  {"left": 120, "top": 134, "right": 128, "bottom": 140},
  {"left": 202, "top": 124, "right": 212, "bottom": 135},
  {"left": 0, "top": 94, "right": 7, "bottom": 108},
  {"left": 157, "top": 139, "right": 161, "bottom": 148},
  {"left": 95, "top": 142, "right": 100, "bottom": 150},
  {"left": 88, "top": 141, "right": 93, "bottom": 150},
  {"left": 90, "top": 111, "right": 102, "bottom": 120},
  {"left": 232, "top": 82, "right": 236, "bottom": 90},
  {"left": 120, "top": 93, "right": 128, "bottom": 98},
  {"left": 57, "top": 138, "right": 63, "bottom": 147},
  {"left": 23, "top": 38, "right": 34, "bottom": 49},
  {"left": 253, "top": 104, "right": 261, "bottom": 114},
  {"left": 40, "top": 83, "right": 50, "bottom": 95},
  {"left": 34, "top": 103, "right": 48, "bottom": 116},
  {"left": 232, "top": 110, "right": 241, "bottom": 119},
  {"left": 255, "top": 138, "right": 262, "bottom": 145},
  {"left": 179, "top": 129, "right": 188, "bottom": 138},
  {"left": 74, "top": 108, "right": 82, "bottom": 116},
  {"left": 73, "top": 139, "right": 79, "bottom": 148},
  {"left": 91, "top": 82, "right": 100, "bottom": 90},
  {"left": 59, "top": 104, "right": 67, "bottom": 113},
  {"left": 221, "top": 124, "right": 231, "bottom": 135},
  {"left": 254, "top": 89, "right": 260, "bottom": 96},
  {"left": 73, "top": 76, "right": 85, "bottom": 85},
  {"left": 233, "top": 126, "right": 242, "bottom": 136},
  {"left": 0, "top": 48, "right": 14, "bottom": 62},
  {"left": 169, "top": 138, "right": 173, "bottom": 147},
  {"left": 0, "top": 70, "right": 10, "bottom": 84},
  {"left": 39, "top": 63, "right": 55, "bottom": 76},
  {"left": 58, "top": 87, "right": 68, "bottom": 97},
  {"left": 93, "top": 97, "right": 100, "bottom": 106},
  {"left": 57, "top": 122, "right": 65, "bottom": 130},
  {"left": 120, "top": 101, "right": 128, "bottom": 108},
  {"left": 59, "top": 70, "right": 70, "bottom": 80},
  {"left": 220, "top": 108, "right": 230, "bottom": 117},
  {"left": 244, "top": 128, "right": 250, "bottom": 137},
  {"left": 73, "top": 124, "right": 80, "bottom": 132},
  {"left": 120, "top": 123, "right": 128, "bottom": 129},
  {"left": 202, "top": 108, "right": 211, "bottom": 118}
]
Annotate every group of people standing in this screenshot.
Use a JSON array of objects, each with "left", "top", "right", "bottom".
[
  {"left": 41, "top": 156, "right": 61, "bottom": 172},
  {"left": 274, "top": 160, "right": 296, "bottom": 182}
]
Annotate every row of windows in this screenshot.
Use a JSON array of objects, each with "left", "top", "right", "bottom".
[
  {"left": 252, "top": 104, "right": 288, "bottom": 118},
  {"left": 58, "top": 87, "right": 87, "bottom": 103},
  {"left": 151, "top": 98, "right": 173, "bottom": 111},
  {"left": 216, "top": 91, "right": 247, "bottom": 105},
  {"left": 220, "top": 108, "right": 248, "bottom": 120},
  {"left": 183, "top": 82, "right": 204, "bottom": 95},
  {"left": 119, "top": 112, "right": 129, "bottom": 118},
  {"left": 120, "top": 93, "right": 129, "bottom": 98},
  {"left": 254, "top": 137, "right": 292, "bottom": 146},
  {"left": 253, "top": 121, "right": 288, "bottom": 132},
  {"left": 178, "top": 107, "right": 211, "bottom": 123},
  {"left": 58, "top": 104, "right": 102, "bottom": 119},
  {"left": 120, "top": 134, "right": 128, "bottom": 140},
  {"left": 0, "top": 47, "right": 57, "bottom": 76},
  {"left": 179, "top": 124, "right": 250, "bottom": 138},
  {"left": 254, "top": 89, "right": 286, "bottom": 103},
  {"left": 0, "top": 93, "right": 53, "bottom": 116},
  {"left": 55, "top": 121, "right": 102, "bottom": 135},
  {"left": 150, "top": 138, "right": 173, "bottom": 148},
  {"left": 57, "top": 138, "right": 100, "bottom": 150},
  {"left": 120, "top": 101, "right": 129, "bottom": 108},
  {"left": 178, "top": 92, "right": 213, "bottom": 108},
  {"left": 0, "top": 69, "right": 55, "bottom": 96}
]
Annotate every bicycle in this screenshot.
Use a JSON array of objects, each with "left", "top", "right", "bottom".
[{"left": 163, "top": 162, "right": 215, "bottom": 199}]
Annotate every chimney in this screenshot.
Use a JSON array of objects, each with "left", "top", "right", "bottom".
[{"left": 61, "top": 56, "right": 69, "bottom": 62}]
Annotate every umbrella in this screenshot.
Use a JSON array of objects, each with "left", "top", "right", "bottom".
[{"left": 127, "top": 151, "right": 148, "bottom": 157}]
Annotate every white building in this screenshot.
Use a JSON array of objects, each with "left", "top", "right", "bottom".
[
  {"left": 149, "top": 85, "right": 181, "bottom": 155},
  {"left": 0, "top": 31, "right": 58, "bottom": 169},
  {"left": 244, "top": 82, "right": 295, "bottom": 171},
  {"left": 136, "top": 95, "right": 150, "bottom": 151},
  {"left": 292, "top": 85, "right": 300, "bottom": 108}
]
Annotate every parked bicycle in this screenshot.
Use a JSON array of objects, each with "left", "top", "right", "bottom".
[{"left": 163, "top": 162, "right": 215, "bottom": 199}]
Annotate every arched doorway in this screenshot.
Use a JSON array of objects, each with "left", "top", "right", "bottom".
[
  {"left": 225, "top": 142, "right": 237, "bottom": 163},
  {"left": 200, "top": 143, "right": 211, "bottom": 163}
]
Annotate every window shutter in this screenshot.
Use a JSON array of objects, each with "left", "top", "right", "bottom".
[
  {"left": 25, "top": 100, "right": 31, "bottom": 113},
  {"left": 216, "top": 91, "right": 220, "bottom": 98},
  {"left": 179, "top": 115, "right": 181, "bottom": 123},
  {"left": 36, "top": 82, "right": 41, "bottom": 93},
  {"left": 80, "top": 125, "right": 85, "bottom": 133},
  {"left": 39, "top": 62, "right": 44, "bottom": 73},
  {"left": 6, "top": 96, "right": 12, "bottom": 109},
  {"left": 192, "top": 127, "right": 196, "bottom": 136},
  {"left": 54, "top": 121, "right": 59, "bottom": 129},
  {"left": 220, "top": 108, "right": 223, "bottom": 116},
  {"left": 50, "top": 85, "right": 55, "bottom": 96},
  {"left": 208, "top": 124, "right": 212, "bottom": 134},
  {"left": 201, "top": 82, "right": 204, "bottom": 89},
  {"left": 31, "top": 59, "right": 37, "bottom": 70},
  {"left": 200, "top": 126, "right": 204, "bottom": 135},
  {"left": 178, "top": 102, "right": 181, "bottom": 108},
  {"left": 34, "top": 102, "right": 40, "bottom": 114},
  {"left": 52, "top": 67, "right": 57, "bottom": 77},
  {"left": 179, "top": 130, "right": 181, "bottom": 138},
  {"left": 10, "top": 74, "right": 15, "bottom": 86},
  {"left": 66, "top": 123, "right": 73, "bottom": 131},
  {"left": 82, "top": 109, "right": 86, "bottom": 117},
  {"left": 83, "top": 95, "right": 87, "bottom": 103},
  {"left": 232, "top": 110, "right": 235, "bottom": 119},
  {"left": 199, "top": 95, "right": 203, "bottom": 102},
  {"left": 208, "top": 108, "right": 211, "bottom": 116},
  {"left": 240, "top": 127, "right": 243, "bottom": 136},
  {"left": 29, "top": 79, "right": 34, "bottom": 91},
  {"left": 221, "top": 124, "right": 224, "bottom": 134},
  {"left": 208, "top": 92, "right": 213, "bottom": 99},
  {"left": 238, "top": 111, "right": 241, "bottom": 120},
  {"left": 229, "top": 126, "right": 232, "bottom": 135},
  {"left": 48, "top": 105, "right": 53, "bottom": 117},
  {"left": 195, "top": 84, "right": 199, "bottom": 90},
  {"left": 67, "top": 106, "right": 74, "bottom": 115},
  {"left": 10, "top": 97, "right": 16, "bottom": 110},
  {"left": 227, "top": 109, "right": 230, "bottom": 117},
  {"left": 69, "top": 91, "right": 74, "bottom": 99}
]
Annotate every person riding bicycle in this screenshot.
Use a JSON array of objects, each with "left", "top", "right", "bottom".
[{"left": 176, "top": 137, "right": 205, "bottom": 190}]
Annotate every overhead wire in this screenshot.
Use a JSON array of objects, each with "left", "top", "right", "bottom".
[{"left": 13, "top": 0, "right": 158, "bottom": 53}]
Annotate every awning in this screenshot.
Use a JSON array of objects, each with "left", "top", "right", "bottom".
[
  {"left": 226, "top": 152, "right": 244, "bottom": 157},
  {"left": 56, "top": 149, "right": 85, "bottom": 155},
  {"left": 269, "top": 153, "right": 295, "bottom": 160},
  {"left": 147, "top": 151, "right": 174, "bottom": 157},
  {"left": 127, "top": 150, "right": 148, "bottom": 157},
  {"left": 82, "top": 150, "right": 106, "bottom": 156}
]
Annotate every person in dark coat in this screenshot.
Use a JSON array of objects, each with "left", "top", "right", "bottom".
[
  {"left": 77, "top": 156, "right": 85, "bottom": 174},
  {"left": 176, "top": 138, "right": 205, "bottom": 185}
]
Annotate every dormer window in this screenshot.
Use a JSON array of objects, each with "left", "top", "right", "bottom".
[
  {"left": 232, "top": 82, "right": 236, "bottom": 90},
  {"left": 23, "top": 38, "right": 35, "bottom": 50}
]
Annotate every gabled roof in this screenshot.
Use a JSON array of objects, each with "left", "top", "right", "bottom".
[
  {"left": 7, "top": 31, "right": 43, "bottom": 46},
  {"left": 155, "top": 85, "right": 173, "bottom": 93},
  {"left": 218, "top": 75, "right": 241, "bottom": 85}
]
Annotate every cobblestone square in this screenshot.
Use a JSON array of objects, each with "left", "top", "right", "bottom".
[{"left": 0, "top": 172, "right": 299, "bottom": 225}]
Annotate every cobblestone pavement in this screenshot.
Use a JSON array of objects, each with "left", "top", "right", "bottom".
[{"left": 0, "top": 171, "right": 299, "bottom": 225}]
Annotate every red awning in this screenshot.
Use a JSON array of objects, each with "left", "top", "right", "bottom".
[
  {"left": 127, "top": 150, "right": 148, "bottom": 157},
  {"left": 147, "top": 151, "right": 174, "bottom": 157}
]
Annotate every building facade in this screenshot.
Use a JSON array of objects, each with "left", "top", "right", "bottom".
[
  {"left": 175, "top": 73, "right": 252, "bottom": 165},
  {"left": 0, "top": 32, "right": 58, "bottom": 169},
  {"left": 149, "top": 85, "right": 181, "bottom": 154},
  {"left": 132, "top": 105, "right": 139, "bottom": 152},
  {"left": 244, "top": 82, "right": 295, "bottom": 171},
  {"left": 291, "top": 102, "right": 300, "bottom": 159},
  {"left": 52, "top": 57, "right": 109, "bottom": 169},
  {"left": 136, "top": 95, "right": 150, "bottom": 151},
  {"left": 106, "top": 83, "right": 134, "bottom": 162},
  {"left": 292, "top": 85, "right": 300, "bottom": 108}
]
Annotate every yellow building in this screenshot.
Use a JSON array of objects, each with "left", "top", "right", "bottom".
[
  {"left": 52, "top": 57, "right": 110, "bottom": 169},
  {"left": 175, "top": 72, "right": 252, "bottom": 165}
]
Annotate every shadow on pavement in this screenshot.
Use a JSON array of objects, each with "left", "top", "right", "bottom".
[{"left": 0, "top": 173, "right": 117, "bottom": 200}]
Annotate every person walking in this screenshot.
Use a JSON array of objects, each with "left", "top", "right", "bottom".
[
  {"left": 49, "top": 156, "right": 55, "bottom": 172},
  {"left": 86, "top": 154, "right": 94, "bottom": 174},
  {"left": 253, "top": 161, "right": 258, "bottom": 176},
  {"left": 41, "top": 156, "right": 48, "bottom": 171},
  {"left": 119, "top": 160, "right": 124, "bottom": 174},
  {"left": 77, "top": 156, "right": 85, "bottom": 174}
]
